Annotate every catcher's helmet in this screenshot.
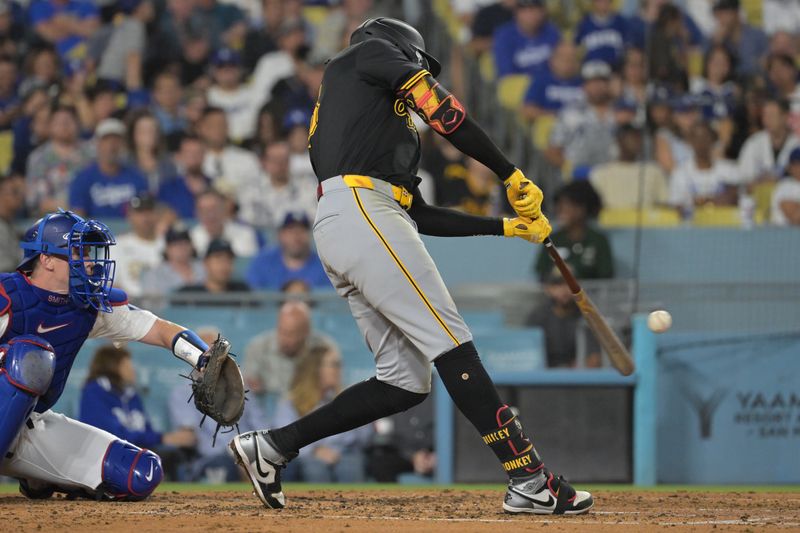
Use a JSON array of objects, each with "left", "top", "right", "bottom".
[
  {"left": 350, "top": 17, "right": 441, "bottom": 77},
  {"left": 18, "top": 209, "right": 117, "bottom": 312}
]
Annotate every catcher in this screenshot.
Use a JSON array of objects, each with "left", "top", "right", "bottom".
[
  {"left": 0, "top": 210, "right": 244, "bottom": 500},
  {"left": 231, "top": 18, "right": 593, "bottom": 515}
]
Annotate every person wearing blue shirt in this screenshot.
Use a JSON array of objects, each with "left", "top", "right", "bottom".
[
  {"left": 158, "top": 135, "right": 210, "bottom": 219},
  {"left": 522, "top": 41, "right": 584, "bottom": 121},
  {"left": 246, "top": 212, "right": 330, "bottom": 291},
  {"left": 574, "top": 0, "right": 630, "bottom": 68},
  {"left": 627, "top": 0, "right": 704, "bottom": 50},
  {"left": 79, "top": 344, "right": 197, "bottom": 452},
  {"left": 492, "top": 0, "right": 561, "bottom": 78},
  {"left": 69, "top": 118, "right": 148, "bottom": 218},
  {"left": 29, "top": 0, "right": 99, "bottom": 71},
  {"left": 709, "top": 0, "right": 768, "bottom": 77}
]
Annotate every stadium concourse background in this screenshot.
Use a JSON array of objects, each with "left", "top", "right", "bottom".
[{"left": 0, "top": 0, "right": 799, "bottom": 492}]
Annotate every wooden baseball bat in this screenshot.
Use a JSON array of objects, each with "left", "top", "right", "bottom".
[{"left": 543, "top": 237, "right": 635, "bottom": 376}]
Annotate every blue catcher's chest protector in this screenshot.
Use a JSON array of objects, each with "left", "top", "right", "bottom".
[{"left": 0, "top": 272, "right": 99, "bottom": 412}]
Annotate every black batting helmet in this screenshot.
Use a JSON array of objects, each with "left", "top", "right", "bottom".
[{"left": 350, "top": 17, "right": 441, "bottom": 77}]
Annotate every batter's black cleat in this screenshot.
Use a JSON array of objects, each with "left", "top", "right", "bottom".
[
  {"left": 503, "top": 469, "right": 593, "bottom": 515},
  {"left": 229, "top": 430, "right": 295, "bottom": 509}
]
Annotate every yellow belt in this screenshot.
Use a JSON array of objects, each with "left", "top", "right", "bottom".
[{"left": 342, "top": 175, "right": 413, "bottom": 210}]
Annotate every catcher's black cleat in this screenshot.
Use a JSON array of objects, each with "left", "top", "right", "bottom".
[
  {"left": 229, "top": 430, "right": 294, "bottom": 509},
  {"left": 503, "top": 469, "right": 593, "bottom": 515}
]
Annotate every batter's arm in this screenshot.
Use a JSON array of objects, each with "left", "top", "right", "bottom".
[{"left": 407, "top": 188, "right": 504, "bottom": 237}]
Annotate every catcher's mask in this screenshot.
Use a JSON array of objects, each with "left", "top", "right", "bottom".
[
  {"left": 350, "top": 17, "right": 441, "bottom": 77},
  {"left": 19, "top": 209, "right": 117, "bottom": 312}
]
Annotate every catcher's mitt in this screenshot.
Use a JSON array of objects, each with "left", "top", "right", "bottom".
[{"left": 188, "top": 335, "right": 246, "bottom": 445}]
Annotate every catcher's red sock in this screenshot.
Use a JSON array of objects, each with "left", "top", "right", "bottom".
[{"left": 434, "top": 342, "right": 544, "bottom": 479}]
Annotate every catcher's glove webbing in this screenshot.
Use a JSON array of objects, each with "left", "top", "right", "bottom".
[{"left": 186, "top": 335, "right": 246, "bottom": 445}]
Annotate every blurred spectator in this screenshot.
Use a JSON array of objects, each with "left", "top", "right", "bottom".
[
  {"left": 710, "top": 0, "right": 768, "bottom": 78},
  {"left": 284, "top": 108, "right": 315, "bottom": 180},
  {"left": 242, "top": 0, "right": 282, "bottom": 71},
  {"left": 691, "top": 45, "right": 736, "bottom": 151},
  {"left": 647, "top": 3, "right": 690, "bottom": 92},
  {"left": 26, "top": 105, "right": 92, "bottom": 214},
  {"left": 126, "top": 109, "right": 177, "bottom": 192},
  {"left": 19, "top": 47, "right": 60, "bottom": 98},
  {"left": 246, "top": 212, "right": 329, "bottom": 290},
  {"left": 150, "top": 71, "right": 188, "bottom": 143},
  {"left": 206, "top": 48, "right": 251, "bottom": 142},
  {"left": 113, "top": 194, "right": 164, "bottom": 298},
  {"left": 614, "top": 48, "right": 647, "bottom": 108},
  {"left": 771, "top": 147, "right": 800, "bottom": 225},
  {"left": 470, "top": 0, "right": 515, "bottom": 54},
  {"left": 145, "top": 0, "right": 207, "bottom": 83},
  {"left": 240, "top": 141, "right": 317, "bottom": 232},
  {"left": 0, "top": 54, "right": 19, "bottom": 130},
  {"left": 266, "top": 44, "right": 325, "bottom": 124},
  {"left": 590, "top": 124, "right": 669, "bottom": 209},
  {"left": 628, "top": 0, "right": 704, "bottom": 50},
  {"left": 0, "top": 0, "right": 25, "bottom": 57},
  {"left": 526, "top": 268, "right": 602, "bottom": 368},
  {"left": 534, "top": 181, "right": 612, "bottom": 280},
  {"left": 0, "top": 173, "right": 23, "bottom": 272},
  {"left": 669, "top": 121, "right": 739, "bottom": 215},
  {"left": 79, "top": 345, "right": 196, "bottom": 480},
  {"left": 367, "top": 394, "right": 435, "bottom": 482},
  {"left": 312, "top": 0, "right": 375, "bottom": 60},
  {"left": 69, "top": 118, "right": 148, "bottom": 217},
  {"left": 574, "top": 0, "right": 629, "bottom": 68},
  {"left": 158, "top": 134, "right": 210, "bottom": 219},
  {"left": 765, "top": 54, "right": 800, "bottom": 135},
  {"left": 763, "top": 0, "right": 800, "bottom": 36},
  {"left": 141, "top": 223, "right": 205, "bottom": 294},
  {"left": 521, "top": 40, "right": 583, "bottom": 122},
  {"left": 738, "top": 98, "right": 800, "bottom": 184},
  {"left": 95, "top": 0, "right": 154, "bottom": 87},
  {"left": 178, "top": 237, "right": 249, "bottom": 296},
  {"left": 546, "top": 60, "right": 616, "bottom": 176},
  {"left": 198, "top": 106, "right": 261, "bottom": 199},
  {"left": 655, "top": 95, "right": 701, "bottom": 174},
  {"left": 274, "top": 345, "right": 371, "bottom": 482},
  {"left": 29, "top": 0, "right": 100, "bottom": 71},
  {"left": 492, "top": 0, "right": 561, "bottom": 78},
  {"left": 11, "top": 87, "right": 52, "bottom": 174},
  {"left": 78, "top": 82, "right": 120, "bottom": 133},
  {"left": 190, "top": 188, "right": 260, "bottom": 257},
  {"left": 243, "top": 300, "right": 335, "bottom": 410},
  {"left": 196, "top": 0, "right": 246, "bottom": 51},
  {"left": 245, "top": 102, "right": 281, "bottom": 155}
]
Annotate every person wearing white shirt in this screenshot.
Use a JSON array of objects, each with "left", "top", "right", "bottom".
[
  {"left": 238, "top": 141, "right": 318, "bottom": 234},
  {"left": 763, "top": 0, "right": 800, "bottom": 35},
  {"left": 190, "top": 189, "right": 260, "bottom": 258},
  {"left": 771, "top": 147, "right": 800, "bottom": 226},
  {"left": 113, "top": 195, "right": 165, "bottom": 298},
  {"left": 198, "top": 107, "right": 262, "bottom": 206},
  {"left": 670, "top": 122, "right": 739, "bottom": 214},
  {"left": 737, "top": 99, "right": 800, "bottom": 184}
]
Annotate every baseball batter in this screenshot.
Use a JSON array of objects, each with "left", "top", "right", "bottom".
[
  {"left": 231, "top": 18, "right": 593, "bottom": 515},
  {"left": 0, "top": 210, "right": 222, "bottom": 500}
]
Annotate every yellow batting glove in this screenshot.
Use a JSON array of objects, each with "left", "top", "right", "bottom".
[
  {"left": 503, "top": 215, "right": 552, "bottom": 244},
  {"left": 504, "top": 169, "right": 543, "bottom": 220}
]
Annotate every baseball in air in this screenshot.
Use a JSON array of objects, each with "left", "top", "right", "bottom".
[{"left": 647, "top": 310, "right": 672, "bottom": 333}]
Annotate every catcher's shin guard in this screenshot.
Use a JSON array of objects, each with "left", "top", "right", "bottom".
[
  {"left": 100, "top": 440, "right": 163, "bottom": 501},
  {"left": 229, "top": 430, "right": 294, "bottom": 509},
  {"left": 0, "top": 336, "right": 56, "bottom": 460}
]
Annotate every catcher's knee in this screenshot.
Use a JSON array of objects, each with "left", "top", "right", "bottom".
[{"left": 101, "top": 440, "right": 163, "bottom": 501}]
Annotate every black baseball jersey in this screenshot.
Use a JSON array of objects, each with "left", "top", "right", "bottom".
[{"left": 309, "top": 39, "right": 427, "bottom": 191}]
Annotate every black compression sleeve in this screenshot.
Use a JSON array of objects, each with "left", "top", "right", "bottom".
[
  {"left": 407, "top": 188, "right": 504, "bottom": 237},
  {"left": 443, "top": 115, "right": 516, "bottom": 180}
]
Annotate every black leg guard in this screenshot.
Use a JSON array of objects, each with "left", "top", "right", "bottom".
[
  {"left": 434, "top": 341, "right": 544, "bottom": 479},
  {"left": 269, "top": 377, "right": 427, "bottom": 456}
]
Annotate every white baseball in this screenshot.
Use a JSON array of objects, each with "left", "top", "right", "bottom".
[{"left": 647, "top": 310, "right": 672, "bottom": 333}]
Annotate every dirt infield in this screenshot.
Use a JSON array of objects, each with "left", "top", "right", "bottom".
[{"left": 3, "top": 487, "right": 799, "bottom": 532}]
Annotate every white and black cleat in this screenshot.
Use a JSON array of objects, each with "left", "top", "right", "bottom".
[
  {"left": 229, "top": 430, "right": 293, "bottom": 509},
  {"left": 503, "top": 469, "right": 593, "bottom": 515}
]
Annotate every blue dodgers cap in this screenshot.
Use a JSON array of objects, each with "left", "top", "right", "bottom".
[
  {"left": 280, "top": 212, "right": 311, "bottom": 229},
  {"left": 212, "top": 48, "right": 242, "bottom": 67},
  {"left": 283, "top": 108, "right": 312, "bottom": 131},
  {"left": 670, "top": 94, "right": 701, "bottom": 113},
  {"left": 789, "top": 147, "right": 800, "bottom": 163}
]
